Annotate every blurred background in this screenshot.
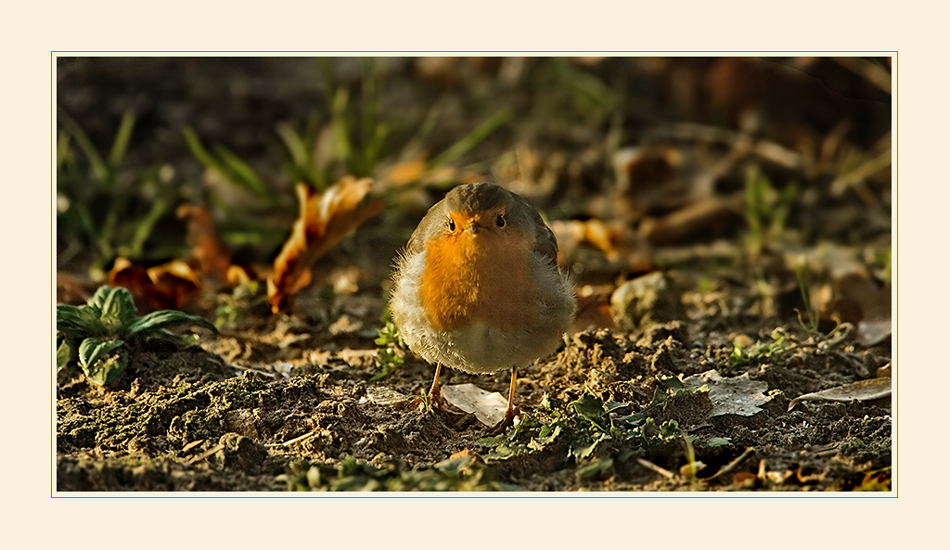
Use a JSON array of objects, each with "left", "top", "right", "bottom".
[{"left": 55, "top": 56, "right": 892, "bottom": 341}]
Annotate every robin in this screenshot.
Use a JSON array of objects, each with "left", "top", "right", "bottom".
[{"left": 390, "top": 182, "right": 575, "bottom": 434}]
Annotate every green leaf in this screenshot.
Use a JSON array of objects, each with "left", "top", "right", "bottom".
[
  {"left": 475, "top": 434, "right": 508, "bottom": 448},
  {"left": 614, "top": 413, "right": 645, "bottom": 429},
  {"left": 572, "top": 394, "right": 607, "bottom": 431},
  {"left": 576, "top": 457, "right": 613, "bottom": 481},
  {"left": 657, "top": 374, "right": 685, "bottom": 392},
  {"left": 434, "top": 454, "right": 476, "bottom": 473},
  {"left": 78, "top": 337, "right": 128, "bottom": 386},
  {"left": 482, "top": 443, "right": 530, "bottom": 460},
  {"left": 56, "top": 304, "right": 105, "bottom": 337},
  {"left": 537, "top": 424, "right": 562, "bottom": 445},
  {"left": 569, "top": 432, "right": 608, "bottom": 460},
  {"left": 97, "top": 286, "right": 138, "bottom": 328},
  {"left": 659, "top": 419, "right": 680, "bottom": 439},
  {"left": 87, "top": 285, "right": 113, "bottom": 311},
  {"left": 124, "top": 310, "right": 217, "bottom": 339},
  {"left": 57, "top": 340, "right": 73, "bottom": 371}
]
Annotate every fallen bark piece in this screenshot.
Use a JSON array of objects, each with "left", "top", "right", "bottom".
[
  {"left": 441, "top": 383, "right": 508, "bottom": 427},
  {"left": 787, "top": 377, "right": 891, "bottom": 411}
]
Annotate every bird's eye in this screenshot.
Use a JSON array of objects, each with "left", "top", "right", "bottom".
[
  {"left": 448, "top": 217, "right": 456, "bottom": 231},
  {"left": 496, "top": 214, "right": 506, "bottom": 228}
]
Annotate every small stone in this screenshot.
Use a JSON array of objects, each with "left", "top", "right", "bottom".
[{"left": 611, "top": 272, "right": 685, "bottom": 332}]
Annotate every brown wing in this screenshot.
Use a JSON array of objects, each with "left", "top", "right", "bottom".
[
  {"left": 405, "top": 195, "right": 449, "bottom": 256},
  {"left": 511, "top": 192, "right": 558, "bottom": 264}
]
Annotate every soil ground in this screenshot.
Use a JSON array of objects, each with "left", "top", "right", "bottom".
[{"left": 55, "top": 57, "right": 893, "bottom": 492}]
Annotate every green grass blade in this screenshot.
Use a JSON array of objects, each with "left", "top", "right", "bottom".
[
  {"left": 331, "top": 88, "right": 353, "bottom": 169},
  {"left": 399, "top": 102, "right": 442, "bottom": 161},
  {"left": 213, "top": 144, "right": 268, "bottom": 197},
  {"left": 276, "top": 121, "right": 309, "bottom": 170},
  {"left": 126, "top": 196, "right": 169, "bottom": 259},
  {"left": 107, "top": 110, "right": 136, "bottom": 170},
  {"left": 57, "top": 108, "right": 107, "bottom": 181},
  {"left": 183, "top": 126, "right": 222, "bottom": 171},
  {"left": 428, "top": 107, "right": 512, "bottom": 168},
  {"left": 56, "top": 130, "right": 72, "bottom": 170}
]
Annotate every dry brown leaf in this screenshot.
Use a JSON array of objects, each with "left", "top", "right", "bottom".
[
  {"left": 448, "top": 449, "right": 481, "bottom": 462},
  {"left": 267, "top": 177, "right": 384, "bottom": 313},
  {"left": 787, "top": 377, "right": 891, "bottom": 412},
  {"left": 385, "top": 158, "right": 427, "bottom": 185},
  {"left": 146, "top": 260, "right": 202, "bottom": 310},
  {"left": 549, "top": 219, "right": 652, "bottom": 272},
  {"left": 226, "top": 265, "right": 253, "bottom": 287},
  {"left": 177, "top": 203, "right": 232, "bottom": 287},
  {"left": 108, "top": 257, "right": 156, "bottom": 310},
  {"left": 108, "top": 257, "right": 202, "bottom": 312}
]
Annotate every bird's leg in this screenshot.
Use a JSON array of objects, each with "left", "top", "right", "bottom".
[
  {"left": 425, "top": 361, "right": 447, "bottom": 411},
  {"left": 488, "top": 365, "right": 521, "bottom": 435}
]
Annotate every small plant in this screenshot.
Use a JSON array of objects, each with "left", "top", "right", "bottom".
[
  {"left": 793, "top": 258, "right": 822, "bottom": 334},
  {"left": 372, "top": 308, "right": 405, "bottom": 381},
  {"left": 475, "top": 391, "right": 691, "bottom": 480},
  {"left": 57, "top": 286, "right": 217, "bottom": 386},
  {"left": 729, "top": 328, "right": 790, "bottom": 367},
  {"left": 678, "top": 428, "right": 705, "bottom": 486},
  {"left": 743, "top": 165, "right": 799, "bottom": 257},
  {"left": 214, "top": 281, "right": 266, "bottom": 330}
]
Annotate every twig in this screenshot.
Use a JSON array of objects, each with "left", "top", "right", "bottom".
[
  {"left": 266, "top": 428, "right": 321, "bottom": 448},
  {"left": 188, "top": 444, "right": 224, "bottom": 464},
  {"left": 830, "top": 148, "right": 891, "bottom": 199},
  {"left": 704, "top": 447, "right": 755, "bottom": 481},
  {"left": 644, "top": 122, "right": 803, "bottom": 169},
  {"left": 636, "top": 458, "right": 675, "bottom": 479},
  {"left": 232, "top": 365, "right": 279, "bottom": 378},
  {"left": 832, "top": 57, "right": 892, "bottom": 95}
]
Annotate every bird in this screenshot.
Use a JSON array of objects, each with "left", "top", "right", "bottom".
[{"left": 390, "top": 182, "right": 575, "bottom": 434}]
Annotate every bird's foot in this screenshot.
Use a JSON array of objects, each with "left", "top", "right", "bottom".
[{"left": 487, "top": 405, "right": 522, "bottom": 436}]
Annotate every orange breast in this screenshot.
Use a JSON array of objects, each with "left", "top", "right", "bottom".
[{"left": 419, "top": 225, "right": 541, "bottom": 332}]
